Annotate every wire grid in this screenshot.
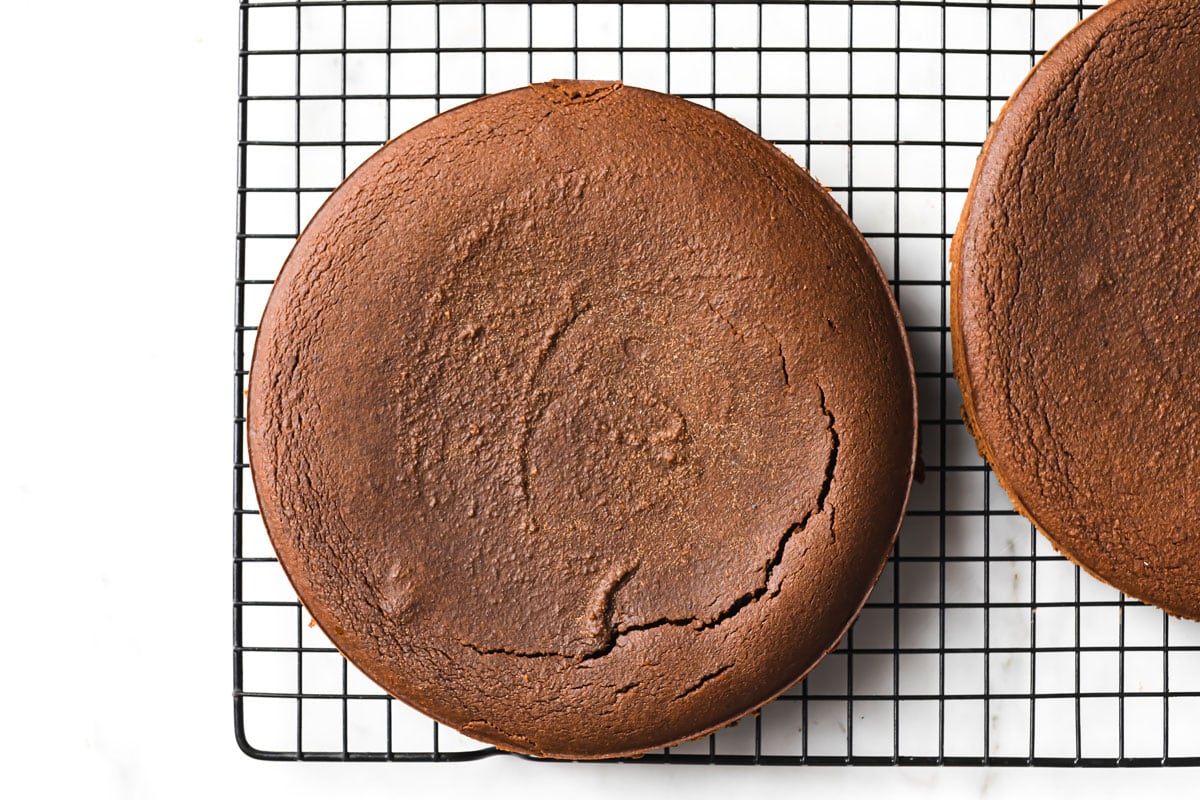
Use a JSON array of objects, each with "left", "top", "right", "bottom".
[{"left": 233, "top": 0, "right": 1200, "bottom": 766}]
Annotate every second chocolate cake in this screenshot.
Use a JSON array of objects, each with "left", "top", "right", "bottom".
[
  {"left": 953, "top": 0, "right": 1200, "bottom": 619},
  {"left": 249, "top": 81, "right": 918, "bottom": 758}
]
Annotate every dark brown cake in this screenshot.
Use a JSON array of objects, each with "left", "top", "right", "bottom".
[
  {"left": 952, "top": 0, "right": 1200, "bottom": 619},
  {"left": 249, "top": 80, "right": 917, "bottom": 758}
]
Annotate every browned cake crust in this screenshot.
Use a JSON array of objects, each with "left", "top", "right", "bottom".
[
  {"left": 249, "top": 81, "right": 917, "bottom": 758},
  {"left": 952, "top": 0, "right": 1200, "bottom": 619}
]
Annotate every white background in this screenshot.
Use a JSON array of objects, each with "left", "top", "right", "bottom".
[{"left": 0, "top": 1, "right": 1195, "bottom": 797}]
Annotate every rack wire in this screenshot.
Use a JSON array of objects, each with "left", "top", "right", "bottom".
[{"left": 233, "top": 0, "right": 1200, "bottom": 766}]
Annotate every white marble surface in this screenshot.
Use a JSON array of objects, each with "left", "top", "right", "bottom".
[{"left": 2, "top": 1, "right": 1197, "bottom": 797}]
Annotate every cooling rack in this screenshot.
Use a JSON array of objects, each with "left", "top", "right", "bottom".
[{"left": 233, "top": 0, "right": 1200, "bottom": 766}]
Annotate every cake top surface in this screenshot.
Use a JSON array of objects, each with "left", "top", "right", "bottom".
[
  {"left": 953, "top": 0, "right": 1200, "bottom": 618},
  {"left": 249, "top": 80, "right": 917, "bottom": 757}
]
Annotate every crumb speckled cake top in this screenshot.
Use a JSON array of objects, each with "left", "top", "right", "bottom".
[
  {"left": 953, "top": 0, "right": 1200, "bottom": 619},
  {"left": 249, "top": 80, "right": 917, "bottom": 758}
]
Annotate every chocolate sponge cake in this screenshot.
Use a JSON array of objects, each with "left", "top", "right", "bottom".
[
  {"left": 952, "top": 0, "right": 1200, "bottom": 619},
  {"left": 249, "top": 80, "right": 917, "bottom": 758}
]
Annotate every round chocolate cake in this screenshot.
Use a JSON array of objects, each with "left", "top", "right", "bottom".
[
  {"left": 249, "top": 80, "right": 917, "bottom": 758},
  {"left": 952, "top": 0, "right": 1200, "bottom": 619}
]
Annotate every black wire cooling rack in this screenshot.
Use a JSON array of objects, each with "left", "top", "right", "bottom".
[{"left": 233, "top": 0, "right": 1200, "bottom": 766}]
